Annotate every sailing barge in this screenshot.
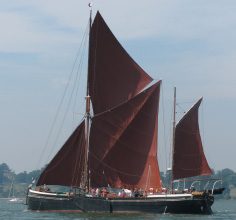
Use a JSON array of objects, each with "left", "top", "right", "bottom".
[{"left": 26, "top": 10, "right": 220, "bottom": 214}]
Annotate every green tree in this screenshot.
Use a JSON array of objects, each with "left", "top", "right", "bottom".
[
  {"left": 15, "top": 171, "right": 27, "bottom": 183},
  {"left": 0, "top": 163, "right": 11, "bottom": 185}
]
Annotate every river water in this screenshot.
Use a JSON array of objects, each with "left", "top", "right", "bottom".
[{"left": 0, "top": 199, "right": 235, "bottom": 220}]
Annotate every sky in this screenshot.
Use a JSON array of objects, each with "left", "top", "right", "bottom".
[{"left": 0, "top": 0, "right": 236, "bottom": 173}]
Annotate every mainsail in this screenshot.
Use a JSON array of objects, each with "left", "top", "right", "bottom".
[
  {"left": 36, "top": 12, "right": 161, "bottom": 191},
  {"left": 172, "top": 98, "right": 212, "bottom": 180},
  {"left": 89, "top": 82, "right": 162, "bottom": 191},
  {"left": 37, "top": 121, "right": 86, "bottom": 186}
]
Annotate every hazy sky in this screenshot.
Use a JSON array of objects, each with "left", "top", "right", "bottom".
[{"left": 0, "top": 0, "right": 236, "bottom": 173}]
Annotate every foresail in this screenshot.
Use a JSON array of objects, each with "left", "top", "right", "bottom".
[
  {"left": 88, "top": 12, "right": 152, "bottom": 114},
  {"left": 89, "top": 82, "right": 162, "bottom": 191},
  {"left": 36, "top": 121, "right": 86, "bottom": 187},
  {"left": 173, "top": 98, "right": 212, "bottom": 180}
]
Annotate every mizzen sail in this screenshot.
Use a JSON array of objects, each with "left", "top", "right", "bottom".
[{"left": 172, "top": 98, "right": 212, "bottom": 180}]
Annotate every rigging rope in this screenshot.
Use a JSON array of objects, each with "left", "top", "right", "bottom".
[
  {"left": 49, "top": 27, "right": 89, "bottom": 161},
  {"left": 35, "top": 21, "right": 90, "bottom": 174}
]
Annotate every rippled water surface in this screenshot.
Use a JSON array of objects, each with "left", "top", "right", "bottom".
[{"left": 0, "top": 199, "right": 235, "bottom": 220}]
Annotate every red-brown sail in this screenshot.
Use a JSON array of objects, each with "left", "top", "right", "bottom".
[
  {"left": 37, "top": 121, "right": 86, "bottom": 187},
  {"left": 172, "top": 98, "right": 212, "bottom": 180},
  {"left": 88, "top": 12, "right": 152, "bottom": 114},
  {"left": 89, "top": 82, "right": 162, "bottom": 191}
]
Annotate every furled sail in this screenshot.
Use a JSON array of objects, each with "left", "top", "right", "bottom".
[
  {"left": 172, "top": 98, "right": 212, "bottom": 180},
  {"left": 88, "top": 12, "right": 152, "bottom": 114},
  {"left": 89, "top": 82, "right": 162, "bottom": 191},
  {"left": 36, "top": 121, "right": 86, "bottom": 187}
]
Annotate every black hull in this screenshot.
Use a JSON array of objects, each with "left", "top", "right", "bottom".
[
  {"left": 207, "top": 187, "right": 225, "bottom": 195},
  {"left": 27, "top": 191, "right": 214, "bottom": 214}
]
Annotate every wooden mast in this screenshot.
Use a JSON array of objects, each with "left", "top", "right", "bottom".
[
  {"left": 83, "top": 3, "right": 92, "bottom": 191},
  {"left": 171, "top": 87, "right": 176, "bottom": 192}
]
